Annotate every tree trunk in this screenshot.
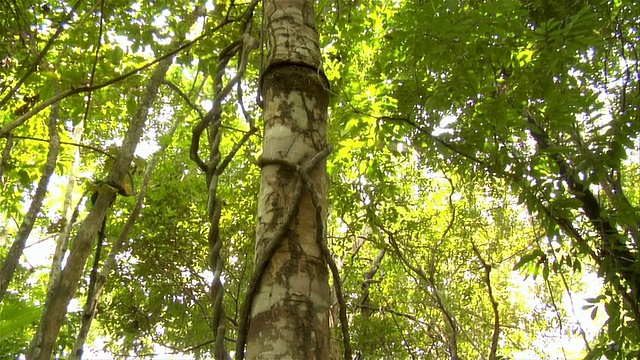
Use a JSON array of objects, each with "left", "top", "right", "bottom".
[
  {"left": 26, "top": 58, "right": 172, "bottom": 360},
  {"left": 0, "top": 93, "right": 60, "bottom": 303},
  {"left": 245, "top": 0, "right": 330, "bottom": 358}
]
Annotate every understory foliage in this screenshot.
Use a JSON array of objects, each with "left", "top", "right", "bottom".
[{"left": 0, "top": 0, "right": 638, "bottom": 359}]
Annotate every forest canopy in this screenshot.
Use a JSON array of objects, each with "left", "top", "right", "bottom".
[{"left": 0, "top": 0, "right": 639, "bottom": 359}]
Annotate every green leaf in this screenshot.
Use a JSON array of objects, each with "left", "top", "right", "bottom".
[
  {"left": 110, "top": 46, "right": 125, "bottom": 66},
  {"left": 513, "top": 249, "right": 544, "bottom": 271},
  {"left": 0, "top": 305, "right": 42, "bottom": 341},
  {"left": 585, "top": 295, "right": 606, "bottom": 304},
  {"left": 17, "top": 169, "right": 30, "bottom": 188},
  {"left": 584, "top": 346, "right": 604, "bottom": 360},
  {"left": 40, "top": 72, "right": 59, "bottom": 100}
]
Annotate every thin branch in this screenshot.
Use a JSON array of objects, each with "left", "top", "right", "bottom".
[
  {"left": 377, "top": 225, "right": 461, "bottom": 360},
  {"left": 359, "top": 248, "right": 386, "bottom": 319},
  {"left": 0, "top": 133, "right": 13, "bottom": 184},
  {"left": 70, "top": 107, "right": 182, "bottom": 359},
  {"left": 162, "top": 80, "right": 253, "bottom": 134},
  {"left": 339, "top": 97, "right": 484, "bottom": 164},
  {"left": 558, "top": 266, "right": 592, "bottom": 352},
  {"left": 0, "top": 0, "right": 84, "bottom": 109},
  {"left": 10, "top": 135, "right": 114, "bottom": 159},
  {"left": 0, "top": 91, "right": 60, "bottom": 303},
  {"left": 525, "top": 109, "right": 640, "bottom": 321},
  {"left": 80, "top": 0, "right": 105, "bottom": 126},
  {"left": 0, "top": 19, "right": 234, "bottom": 138},
  {"left": 163, "top": 80, "right": 205, "bottom": 121},
  {"left": 236, "top": 78, "right": 256, "bottom": 130},
  {"left": 428, "top": 175, "right": 456, "bottom": 280},
  {"left": 470, "top": 240, "right": 500, "bottom": 360},
  {"left": 27, "top": 22, "right": 183, "bottom": 357},
  {"left": 190, "top": 33, "right": 258, "bottom": 172},
  {"left": 544, "top": 273, "right": 569, "bottom": 360},
  {"left": 216, "top": 127, "right": 258, "bottom": 175}
]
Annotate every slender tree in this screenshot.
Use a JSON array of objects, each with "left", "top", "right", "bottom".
[
  {"left": 0, "top": 94, "right": 60, "bottom": 303},
  {"left": 26, "top": 55, "right": 174, "bottom": 360}
]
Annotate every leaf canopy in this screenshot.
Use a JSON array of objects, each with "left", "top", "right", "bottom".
[{"left": 1, "top": 0, "right": 639, "bottom": 358}]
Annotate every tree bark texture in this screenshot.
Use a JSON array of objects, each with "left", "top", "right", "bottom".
[{"left": 246, "top": 0, "right": 330, "bottom": 358}]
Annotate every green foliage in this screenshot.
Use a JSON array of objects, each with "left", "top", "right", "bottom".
[
  {"left": 0, "top": 303, "right": 40, "bottom": 341},
  {"left": 0, "top": 290, "right": 41, "bottom": 355},
  {"left": 1, "top": 0, "right": 639, "bottom": 358},
  {"left": 324, "top": 0, "right": 640, "bottom": 356}
]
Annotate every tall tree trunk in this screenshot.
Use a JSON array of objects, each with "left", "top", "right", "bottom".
[
  {"left": 0, "top": 92, "right": 61, "bottom": 303},
  {"left": 69, "top": 113, "right": 180, "bottom": 359},
  {"left": 243, "top": 0, "right": 330, "bottom": 358},
  {"left": 26, "top": 58, "right": 172, "bottom": 360}
]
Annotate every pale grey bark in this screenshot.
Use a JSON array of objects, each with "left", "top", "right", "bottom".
[{"left": 47, "top": 121, "right": 84, "bottom": 308}]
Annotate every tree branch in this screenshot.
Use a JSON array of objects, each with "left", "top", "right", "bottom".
[
  {"left": 0, "top": 19, "right": 233, "bottom": 138},
  {"left": 470, "top": 240, "right": 500, "bottom": 360}
]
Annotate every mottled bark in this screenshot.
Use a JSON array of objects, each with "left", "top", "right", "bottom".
[
  {"left": 244, "top": 0, "right": 330, "bottom": 358},
  {"left": 46, "top": 121, "right": 84, "bottom": 313}
]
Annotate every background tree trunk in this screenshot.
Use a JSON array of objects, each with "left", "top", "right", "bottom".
[
  {"left": 0, "top": 97, "right": 60, "bottom": 303},
  {"left": 245, "top": 0, "right": 330, "bottom": 358},
  {"left": 26, "top": 58, "right": 172, "bottom": 360}
]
